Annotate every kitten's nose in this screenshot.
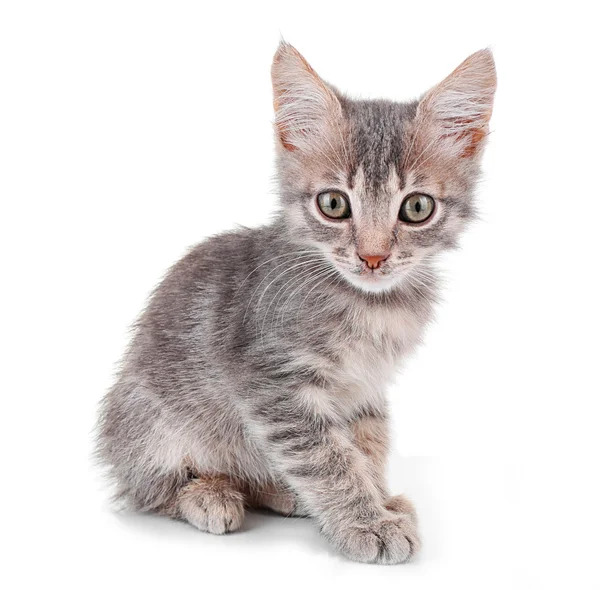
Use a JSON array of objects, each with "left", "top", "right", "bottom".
[{"left": 358, "top": 252, "right": 390, "bottom": 270}]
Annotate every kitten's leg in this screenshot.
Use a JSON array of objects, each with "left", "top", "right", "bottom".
[
  {"left": 246, "top": 481, "right": 298, "bottom": 516},
  {"left": 167, "top": 474, "right": 246, "bottom": 534},
  {"left": 351, "top": 414, "right": 418, "bottom": 523},
  {"left": 351, "top": 413, "right": 389, "bottom": 498},
  {"left": 249, "top": 390, "right": 420, "bottom": 564}
]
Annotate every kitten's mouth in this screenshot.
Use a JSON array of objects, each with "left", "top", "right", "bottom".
[
  {"left": 340, "top": 266, "right": 407, "bottom": 294},
  {"left": 359, "top": 269, "right": 388, "bottom": 281},
  {"left": 357, "top": 262, "right": 409, "bottom": 279}
]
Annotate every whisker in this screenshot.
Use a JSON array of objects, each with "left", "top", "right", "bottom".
[
  {"left": 275, "top": 264, "right": 336, "bottom": 329},
  {"left": 259, "top": 260, "right": 327, "bottom": 340},
  {"left": 294, "top": 267, "right": 340, "bottom": 323},
  {"left": 243, "top": 253, "right": 324, "bottom": 324},
  {"left": 409, "top": 135, "right": 440, "bottom": 173},
  {"left": 268, "top": 263, "right": 327, "bottom": 332},
  {"left": 236, "top": 250, "right": 318, "bottom": 296}
]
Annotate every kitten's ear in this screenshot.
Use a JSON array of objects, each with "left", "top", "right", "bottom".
[
  {"left": 416, "top": 49, "right": 497, "bottom": 159},
  {"left": 271, "top": 41, "right": 343, "bottom": 152}
]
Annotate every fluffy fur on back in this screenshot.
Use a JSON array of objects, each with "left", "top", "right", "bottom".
[{"left": 96, "top": 42, "right": 496, "bottom": 564}]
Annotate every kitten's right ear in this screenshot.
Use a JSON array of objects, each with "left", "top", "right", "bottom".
[{"left": 271, "top": 41, "right": 342, "bottom": 152}]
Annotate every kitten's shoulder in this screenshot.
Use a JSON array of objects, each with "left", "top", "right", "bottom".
[
  {"left": 147, "top": 224, "right": 280, "bottom": 307},
  {"left": 170, "top": 224, "right": 275, "bottom": 278}
]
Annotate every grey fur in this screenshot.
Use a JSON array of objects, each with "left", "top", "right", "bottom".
[{"left": 96, "top": 42, "right": 496, "bottom": 564}]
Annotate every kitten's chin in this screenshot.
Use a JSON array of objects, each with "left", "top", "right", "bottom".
[{"left": 341, "top": 271, "right": 405, "bottom": 295}]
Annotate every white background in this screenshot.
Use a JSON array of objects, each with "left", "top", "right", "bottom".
[{"left": 1, "top": 1, "right": 599, "bottom": 588}]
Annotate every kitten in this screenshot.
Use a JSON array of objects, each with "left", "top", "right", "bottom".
[{"left": 96, "top": 42, "right": 496, "bottom": 564}]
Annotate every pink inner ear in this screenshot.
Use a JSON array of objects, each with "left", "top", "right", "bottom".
[
  {"left": 279, "top": 136, "right": 297, "bottom": 152},
  {"left": 273, "top": 95, "right": 300, "bottom": 152},
  {"left": 460, "top": 126, "right": 488, "bottom": 158},
  {"left": 440, "top": 117, "right": 490, "bottom": 158}
]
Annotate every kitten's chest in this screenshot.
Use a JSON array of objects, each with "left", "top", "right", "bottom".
[{"left": 325, "top": 305, "right": 426, "bottom": 414}]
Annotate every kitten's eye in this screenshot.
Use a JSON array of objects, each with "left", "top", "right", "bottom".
[
  {"left": 399, "top": 194, "right": 435, "bottom": 223},
  {"left": 317, "top": 191, "right": 351, "bottom": 219}
]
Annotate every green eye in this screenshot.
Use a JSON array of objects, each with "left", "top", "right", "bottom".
[
  {"left": 399, "top": 194, "right": 435, "bottom": 223},
  {"left": 317, "top": 191, "right": 351, "bottom": 219}
]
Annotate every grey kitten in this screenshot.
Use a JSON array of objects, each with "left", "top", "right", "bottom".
[{"left": 96, "top": 42, "right": 496, "bottom": 564}]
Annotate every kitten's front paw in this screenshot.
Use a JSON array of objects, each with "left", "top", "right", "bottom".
[{"left": 333, "top": 514, "right": 420, "bottom": 565}]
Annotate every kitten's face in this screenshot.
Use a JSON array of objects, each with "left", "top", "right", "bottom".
[{"left": 272, "top": 43, "right": 496, "bottom": 294}]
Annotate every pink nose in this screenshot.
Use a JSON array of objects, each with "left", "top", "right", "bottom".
[{"left": 358, "top": 252, "right": 390, "bottom": 270}]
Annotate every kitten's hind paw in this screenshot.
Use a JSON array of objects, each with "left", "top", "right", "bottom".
[
  {"left": 247, "top": 482, "right": 310, "bottom": 517},
  {"left": 385, "top": 494, "right": 418, "bottom": 524},
  {"left": 177, "top": 475, "right": 245, "bottom": 535}
]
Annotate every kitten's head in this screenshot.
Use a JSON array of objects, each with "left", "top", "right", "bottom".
[{"left": 271, "top": 42, "right": 496, "bottom": 294}]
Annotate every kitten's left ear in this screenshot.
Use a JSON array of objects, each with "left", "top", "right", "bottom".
[
  {"left": 271, "top": 41, "right": 343, "bottom": 153},
  {"left": 416, "top": 49, "right": 497, "bottom": 159}
]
